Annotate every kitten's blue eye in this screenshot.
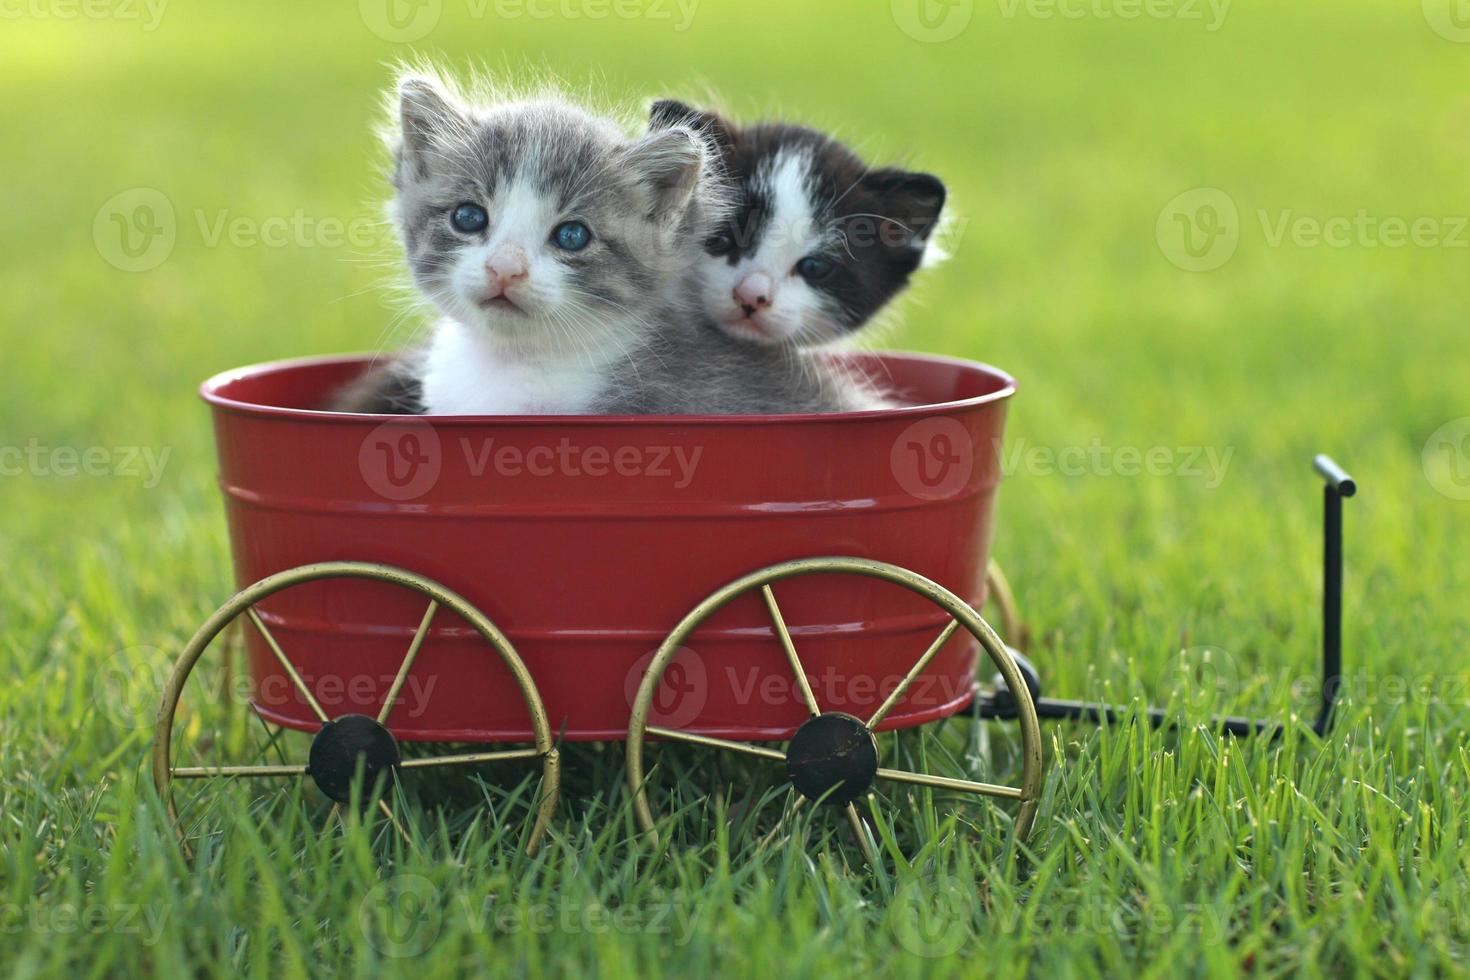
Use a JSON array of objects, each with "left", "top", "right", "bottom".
[
  {"left": 552, "top": 220, "right": 592, "bottom": 251},
  {"left": 795, "top": 255, "right": 834, "bottom": 281},
  {"left": 450, "top": 203, "right": 488, "bottom": 234}
]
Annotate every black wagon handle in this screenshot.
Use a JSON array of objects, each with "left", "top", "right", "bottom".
[
  {"left": 1311, "top": 454, "right": 1355, "bottom": 736},
  {"left": 981, "top": 454, "right": 1357, "bottom": 738}
]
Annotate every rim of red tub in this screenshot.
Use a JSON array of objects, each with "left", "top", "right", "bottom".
[{"left": 200, "top": 350, "right": 1017, "bottom": 426}]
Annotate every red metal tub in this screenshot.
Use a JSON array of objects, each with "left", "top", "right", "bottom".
[{"left": 201, "top": 351, "right": 1014, "bottom": 743}]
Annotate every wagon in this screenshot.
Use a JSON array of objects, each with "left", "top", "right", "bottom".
[{"left": 152, "top": 352, "right": 1046, "bottom": 865}]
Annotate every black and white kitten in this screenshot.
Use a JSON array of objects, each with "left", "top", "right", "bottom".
[
  {"left": 649, "top": 100, "right": 947, "bottom": 348},
  {"left": 332, "top": 73, "right": 878, "bottom": 415}
]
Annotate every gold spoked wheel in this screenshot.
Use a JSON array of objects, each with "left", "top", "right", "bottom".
[
  {"left": 626, "top": 556, "right": 1044, "bottom": 868},
  {"left": 985, "top": 560, "right": 1025, "bottom": 651},
  {"left": 152, "top": 561, "right": 559, "bottom": 857}
]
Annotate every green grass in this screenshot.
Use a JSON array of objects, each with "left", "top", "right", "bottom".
[{"left": 4, "top": 1, "right": 1470, "bottom": 975}]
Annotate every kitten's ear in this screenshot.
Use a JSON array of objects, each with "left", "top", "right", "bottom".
[
  {"left": 860, "top": 168, "right": 947, "bottom": 246},
  {"left": 648, "top": 98, "right": 734, "bottom": 153},
  {"left": 394, "top": 74, "right": 466, "bottom": 180},
  {"left": 622, "top": 127, "right": 706, "bottom": 219}
]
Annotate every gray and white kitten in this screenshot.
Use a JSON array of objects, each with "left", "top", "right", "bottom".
[{"left": 331, "top": 73, "right": 883, "bottom": 415}]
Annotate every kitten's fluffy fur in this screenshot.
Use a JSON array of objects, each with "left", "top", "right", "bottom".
[
  {"left": 649, "top": 100, "right": 946, "bottom": 348},
  {"left": 331, "top": 71, "right": 881, "bottom": 415}
]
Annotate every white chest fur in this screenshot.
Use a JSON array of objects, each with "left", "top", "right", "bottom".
[{"left": 420, "top": 318, "right": 611, "bottom": 416}]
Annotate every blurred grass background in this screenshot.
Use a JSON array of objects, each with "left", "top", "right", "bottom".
[{"left": 3, "top": 0, "right": 1469, "bottom": 975}]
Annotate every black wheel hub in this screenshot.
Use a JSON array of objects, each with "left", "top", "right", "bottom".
[
  {"left": 784, "top": 712, "right": 879, "bottom": 806},
  {"left": 308, "top": 714, "right": 401, "bottom": 804},
  {"left": 986, "top": 647, "right": 1043, "bottom": 718}
]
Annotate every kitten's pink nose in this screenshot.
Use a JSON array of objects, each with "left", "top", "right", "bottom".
[
  {"left": 733, "top": 272, "right": 775, "bottom": 313},
  {"left": 485, "top": 248, "right": 529, "bottom": 294}
]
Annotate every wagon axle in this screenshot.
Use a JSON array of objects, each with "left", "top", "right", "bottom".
[
  {"left": 307, "top": 715, "right": 401, "bottom": 805},
  {"left": 785, "top": 712, "right": 881, "bottom": 806}
]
